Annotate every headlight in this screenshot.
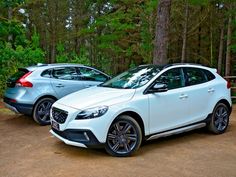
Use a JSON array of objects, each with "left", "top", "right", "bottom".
[{"left": 75, "top": 106, "right": 108, "bottom": 120}]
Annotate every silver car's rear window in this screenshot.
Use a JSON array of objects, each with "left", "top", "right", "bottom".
[{"left": 7, "top": 68, "right": 29, "bottom": 88}]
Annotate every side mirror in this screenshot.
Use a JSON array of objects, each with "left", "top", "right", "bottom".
[{"left": 148, "top": 83, "right": 168, "bottom": 93}]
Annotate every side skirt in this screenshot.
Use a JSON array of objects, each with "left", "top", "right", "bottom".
[{"left": 146, "top": 123, "right": 206, "bottom": 141}]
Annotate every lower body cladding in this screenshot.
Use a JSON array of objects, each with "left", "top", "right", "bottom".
[
  {"left": 50, "top": 128, "right": 104, "bottom": 148},
  {"left": 4, "top": 97, "right": 33, "bottom": 115}
]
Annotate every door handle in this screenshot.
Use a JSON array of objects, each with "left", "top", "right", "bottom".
[
  {"left": 208, "top": 88, "right": 215, "bottom": 93},
  {"left": 179, "top": 94, "right": 188, "bottom": 99},
  {"left": 56, "top": 84, "right": 64, "bottom": 88}
]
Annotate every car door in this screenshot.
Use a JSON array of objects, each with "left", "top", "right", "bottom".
[
  {"left": 50, "top": 67, "right": 85, "bottom": 98},
  {"left": 78, "top": 67, "right": 109, "bottom": 88},
  {"left": 182, "top": 67, "right": 213, "bottom": 122},
  {"left": 148, "top": 68, "right": 190, "bottom": 134}
]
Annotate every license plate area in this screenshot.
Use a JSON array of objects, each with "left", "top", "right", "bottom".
[{"left": 52, "top": 121, "right": 60, "bottom": 131}]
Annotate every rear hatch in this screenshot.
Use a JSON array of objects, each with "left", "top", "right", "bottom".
[{"left": 6, "top": 68, "right": 30, "bottom": 88}]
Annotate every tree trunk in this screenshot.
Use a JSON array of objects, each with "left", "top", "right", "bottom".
[
  {"left": 197, "top": 6, "right": 203, "bottom": 63},
  {"left": 210, "top": 9, "right": 213, "bottom": 66},
  {"left": 74, "top": 24, "right": 81, "bottom": 55},
  {"left": 181, "top": 1, "right": 189, "bottom": 63},
  {"left": 217, "top": 26, "right": 224, "bottom": 75},
  {"left": 47, "top": 0, "right": 58, "bottom": 63},
  {"left": 8, "top": 6, "right": 13, "bottom": 41},
  {"left": 225, "top": 15, "right": 232, "bottom": 76},
  {"left": 153, "top": 0, "right": 172, "bottom": 65},
  {"left": 73, "top": 0, "right": 83, "bottom": 56}
]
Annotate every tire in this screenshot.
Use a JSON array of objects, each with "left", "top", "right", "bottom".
[
  {"left": 208, "top": 103, "right": 230, "bottom": 134},
  {"left": 33, "top": 97, "right": 55, "bottom": 126},
  {"left": 105, "top": 115, "right": 142, "bottom": 157}
]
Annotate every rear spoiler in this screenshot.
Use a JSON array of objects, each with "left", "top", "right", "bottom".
[
  {"left": 210, "top": 68, "right": 217, "bottom": 73},
  {"left": 18, "top": 68, "right": 29, "bottom": 72}
]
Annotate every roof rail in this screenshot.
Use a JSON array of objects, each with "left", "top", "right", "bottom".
[{"left": 163, "top": 63, "right": 203, "bottom": 69}]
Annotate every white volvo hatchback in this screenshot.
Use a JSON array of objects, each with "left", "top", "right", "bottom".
[{"left": 50, "top": 64, "right": 232, "bottom": 157}]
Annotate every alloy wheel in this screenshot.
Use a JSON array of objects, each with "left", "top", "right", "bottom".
[
  {"left": 214, "top": 106, "right": 229, "bottom": 132},
  {"left": 36, "top": 100, "right": 53, "bottom": 123},
  {"left": 107, "top": 120, "right": 138, "bottom": 155}
]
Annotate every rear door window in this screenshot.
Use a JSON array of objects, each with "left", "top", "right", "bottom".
[
  {"left": 52, "top": 67, "right": 80, "bottom": 80},
  {"left": 184, "top": 68, "right": 208, "bottom": 86}
]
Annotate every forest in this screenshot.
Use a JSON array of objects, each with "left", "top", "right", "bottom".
[{"left": 0, "top": 0, "right": 236, "bottom": 95}]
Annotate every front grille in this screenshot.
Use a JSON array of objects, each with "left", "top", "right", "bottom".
[{"left": 52, "top": 107, "right": 68, "bottom": 124}]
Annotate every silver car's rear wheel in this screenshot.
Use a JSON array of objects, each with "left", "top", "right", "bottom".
[
  {"left": 33, "top": 97, "right": 55, "bottom": 126},
  {"left": 105, "top": 115, "right": 142, "bottom": 157}
]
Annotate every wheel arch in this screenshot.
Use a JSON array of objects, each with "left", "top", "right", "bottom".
[
  {"left": 114, "top": 111, "right": 145, "bottom": 139},
  {"left": 216, "top": 99, "right": 232, "bottom": 114},
  {"left": 33, "top": 95, "right": 58, "bottom": 112}
]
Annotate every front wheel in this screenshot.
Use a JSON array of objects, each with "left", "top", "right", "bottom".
[
  {"left": 105, "top": 115, "right": 142, "bottom": 157},
  {"left": 33, "top": 97, "right": 55, "bottom": 126},
  {"left": 208, "top": 103, "right": 230, "bottom": 134}
]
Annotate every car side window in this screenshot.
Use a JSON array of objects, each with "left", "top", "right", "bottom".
[
  {"left": 41, "top": 69, "right": 51, "bottom": 78},
  {"left": 204, "top": 69, "right": 216, "bottom": 81},
  {"left": 156, "top": 68, "right": 184, "bottom": 90},
  {"left": 52, "top": 67, "right": 79, "bottom": 80},
  {"left": 79, "top": 67, "right": 108, "bottom": 82},
  {"left": 184, "top": 68, "right": 208, "bottom": 86}
]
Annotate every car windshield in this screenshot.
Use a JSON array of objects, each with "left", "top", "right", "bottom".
[{"left": 100, "top": 65, "right": 162, "bottom": 89}]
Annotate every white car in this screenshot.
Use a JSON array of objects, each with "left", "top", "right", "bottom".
[{"left": 50, "top": 64, "right": 232, "bottom": 157}]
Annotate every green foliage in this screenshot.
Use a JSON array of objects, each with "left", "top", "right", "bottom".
[
  {"left": 56, "top": 42, "right": 90, "bottom": 65},
  {"left": 0, "top": 24, "right": 45, "bottom": 95},
  {"left": 139, "top": 0, "right": 157, "bottom": 63},
  {"left": 1, "top": 0, "right": 236, "bottom": 96}
]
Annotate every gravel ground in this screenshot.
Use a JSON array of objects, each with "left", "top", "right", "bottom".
[{"left": 0, "top": 103, "right": 236, "bottom": 177}]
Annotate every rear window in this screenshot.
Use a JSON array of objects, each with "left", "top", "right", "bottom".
[
  {"left": 41, "top": 69, "right": 51, "bottom": 78},
  {"left": 204, "top": 70, "right": 216, "bottom": 81},
  {"left": 7, "top": 68, "right": 29, "bottom": 87}
]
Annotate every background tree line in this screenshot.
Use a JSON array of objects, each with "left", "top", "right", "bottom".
[{"left": 0, "top": 0, "right": 236, "bottom": 95}]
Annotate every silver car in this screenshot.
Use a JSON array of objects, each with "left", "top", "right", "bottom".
[{"left": 4, "top": 63, "right": 110, "bottom": 125}]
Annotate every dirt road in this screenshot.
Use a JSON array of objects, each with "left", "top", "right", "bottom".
[{"left": 0, "top": 105, "right": 236, "bottom": 177}]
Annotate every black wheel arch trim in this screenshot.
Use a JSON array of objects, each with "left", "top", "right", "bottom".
[
  {"left": 216, "top": 99, "right": 232, "bottom": 115},
  {"left": 33, "top": 95, "right": 58, "bottom": 111},
  {"left": 114, "top": 111, "right": 145, "bottom": 140}
]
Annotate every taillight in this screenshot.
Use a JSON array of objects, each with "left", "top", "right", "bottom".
[
  {"left": 226, "top": 79, "right": 231, "bottom": 89},
  {"left": 16, "top": 71, "right": 33, "bottom": 87},
  {"left": 9, "top": 98, "right": 17, "bottom": 103}
]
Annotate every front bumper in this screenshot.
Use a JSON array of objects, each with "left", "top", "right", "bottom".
[
  {"left": 3, "top": 97, "right": 33, "bottom": 115},
  {"left": 50, "top": 128, "right": 104, "bottom": 148}
]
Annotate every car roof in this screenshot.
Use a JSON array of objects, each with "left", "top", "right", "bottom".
[
  {"left": 139, "top": 63, "right": 216, "bottom": 73},
  {"left": 24, "top": 63, "right": 85, "bottom": 71},
  {"left": 165, "top": 63, "right": 216, "bottom": 70},
  {"left": 163, "top": 63, "right": 203, "bottom": 68}
]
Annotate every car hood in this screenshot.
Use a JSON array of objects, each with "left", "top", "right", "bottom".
[{"left": 56, "top": 86, "right": 135, "bottom": 110}]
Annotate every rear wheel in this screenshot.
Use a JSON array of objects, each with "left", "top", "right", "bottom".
[
  {"left": 33, "top": 97, "right": 55, "bottom": 126},
  {"left": 105, "top": 115, "right": 142, "bottom": 157},
  {"left": 208, "top": 103, "right": 230, "bottom": 134}
]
